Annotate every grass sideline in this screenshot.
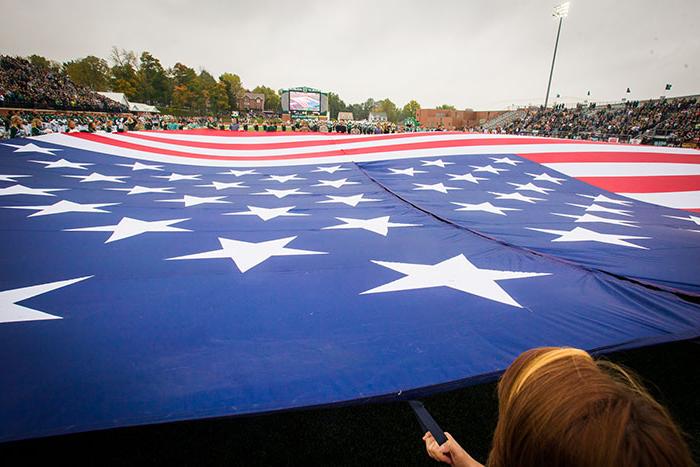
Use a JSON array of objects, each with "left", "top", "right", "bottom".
[{"left": 1, "top": 339, "right": 698, "bottom": 465}]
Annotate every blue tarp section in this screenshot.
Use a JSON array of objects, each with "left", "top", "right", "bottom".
[{"left": 1, "top": 139, "right": 699, "bottom": 441}]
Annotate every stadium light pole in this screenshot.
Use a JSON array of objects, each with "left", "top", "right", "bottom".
[{"left": 544, "top": 2, "right": 570, "bottom": 108}]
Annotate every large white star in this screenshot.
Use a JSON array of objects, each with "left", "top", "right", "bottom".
[
  {"left": 262, "top": 174, "right": 306, "bottom": 183},
  {"left": 490, "top": 192, "right": 544, "bottom": 203},
  {"left": 167, "top": 236, "right": 327, "bottom": 273},
  {"left": 526, "top": 172, "right": 566, "bottom": 184},
  {"left": 0, "top": 276, "right": 91, "bottom": 324},
  {"left": 116, "top": 161, "right": 163, "bottom": 171},
  {"left": 452, "top": 202, "right": 521, "bottom": 216},
  {"left": 0, "top": 184, "right": 66, "bottom": 197},
  {"left": 313, "top": 165, "right": 349, "bottom": 174},
  {"left": 578, "top": 194, "right": 633, "bottom": 206},
  {"left": 224, "top": 205, "right": 309, "bottom": 221},
  {"left": 471, "top": 165, "right": 508, "bottom": 174},
  {"left": 527, "top": 226, "right": 650, "bottom": 249},
  {"left": 3, "top": 200, "right": 118, "bottom": 217},
  {"left": 447, "top": 173, "right": 488, "bottom": 184},
  {"left": 217, "top": 169, "right": 259, "bottom": 177},
  {"left": 253, "top": 188, "right": 311, "bottom": 198},
  {"left": 361, "top": 254, "right": 550, "bottom": 308},
  {"left": 552, "top": 212, "right": 639, "bottom": 227},
  {"left": 64, "top": 172, "right": 129, "bottom": 183},
  {"left": 65, "top": 217, "right": 191, "bottom": 242},
  {"left": 3, "top": 142, "right": 62, "bottom": 155},
  {"left": 323, "top": 216, "right": 420, "bottom": 236},
  {"left": 387, "top": 167, "right": 427, "bottom": 176},
  {"left": 0, "top": 174, "right": 31, "bottom": 182},
  {"left": 154, "top": 173, "right": 202, "bottom": 182},
  {"left": 421, "top": 159, "right": 454, "bottom": 168},
  {"left": 567, "top": 203, "right": 633, "bottom": 217},
  {"left": 108, "top": 185, "right": 174, "bottom": 195},
  {"left": 157, "top": 195, "right": 230, "bottom": 207},
  {"left": 507, "top": 182, "right": 554, "bottom": 195},
  {"left": 196, "top": 181, "right": 248, "bottom": 190},
  {"left": 664, "top": 214, "right": 700, "bottom": 226},
  {"left": 30, "top": 159, "right": 93, "bottom": 170},
  {"left": 413, "top": 183, "right": 461, "bottom": 194},
  {"left": 491, "top": 156, "right": 523, "bottom": 166},
  {"left": 317, "top": 193, "right": 381, "bottom": 207},
  {"left": 313, "top": 178, "right": 360, "bottom": 189}
]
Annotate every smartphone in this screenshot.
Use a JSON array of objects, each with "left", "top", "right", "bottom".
[{"left": 409, "top": 400, "right": 448, "bottom": 445}]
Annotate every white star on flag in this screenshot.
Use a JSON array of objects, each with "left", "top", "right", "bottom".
[
  {"left": 567, "top": 203, "right": 633, "bottom": 217},
  {"left": 421, "top": 159, "right": 454, "bottom": 168},
  {"left": 361, "top": 254, "right": 550, "bottom": 308},
  {"left": 527, "top": 226, "right": 650, "bottom": 249},
  {"left": 30, "top": 159, "right": 93, "bottom": 170},
  {"left": 664, "top": 214, "right": 700, "bottom": 226},
  {"left": 471, "top": 165, "right": 508, "bottom": 174},
  {"left": 224, "top": 205, "right": 309, "bottom": 221},
  {"left": 0, "top": 276, "right": 91, "bottom": 324},
  {"left": 491, "top": 157, "right": 523, "bottom": 166},
  {"left": 313, "top": 165, "right": 349, "bottom": 174},
  {"left": 253, "top": 188, "right": 311, "bottom": 199},
  {"left": 64, "top": 172, "right": 129, "bottom": 183},
  {"left": 3, "top": 200, "right": 118, "bottom": 217},
  {"left": 526, "top": 172, "right": 566, "bottom": 184},
  {"left": 167, "top": 236, "right": 326, "bottom": 273},
  {"left": 217, "top": 169, "right": 259, "bottom": 177},
  {"left": 489, "top": 192, "right": 544, "bottom": 203},
  {"left": 452, "top": 202, "right": 521, "bottom": 216},
  {"left": 262, "top": 174, "right": 306, "bottom": 183},
  {"left": 413, "top": 182, "right": 461, "bottom": 194},
  {"left": 157, "top": 195, "right": 230, "bottom": 207},
  {"left": 0, "top": 174, "right": 31, "bottom": 182},
  {"left": 116, "top": 162, "right": 163, "bottom": 171},
  {"left": 322, "top": 216, "right": 420, "bottom": 236},
  {"left": 154, "top": 173, "right": 202, "bottom": 182},
  {"left": 387, "top": 167, "right": 427, "bottom": 176},
  {"left": 317, "top": 193, "right": 381, "bottom": 207},
  {"left": 108, "top": 185, "right": 174, "bottom": 195},
  {"left": 196, "top": 181, "right": 248, "bottom": 190},
  {"left": 578, "top": 194, "right": 633, "bottom": 206},
  {"left": 552, "top": 212, "right": 639, "bottom": 227},
  {"left": 65, "top": 217, "right": 191, "bottom": 243},
  {"left": 507, "top": 182, "right": 554, "bottom": 195},
  {"left": 446, "top": 173, "right": 488, "bottom": 184},
  {"left": 313, "top": 178, "right": 360, "bottom": 189},
  {"left": 0, "top": 184, "right": 65, "bottom": 197},
  {"left": 2, "top": 142, "right": 62, "bottom": 155}
]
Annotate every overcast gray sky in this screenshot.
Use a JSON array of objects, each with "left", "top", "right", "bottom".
[{"left": 1, "top": 0, "right": 698, "bottom": 109}]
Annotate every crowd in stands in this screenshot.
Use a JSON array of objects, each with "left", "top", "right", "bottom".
[
  {"left": 502, "top": 98, "right": 700, "bottom": 147},
  {"left": 0, "top": 56, "right": 127, "bottom": 113}
]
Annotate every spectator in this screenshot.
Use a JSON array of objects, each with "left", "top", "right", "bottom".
[{"left": 423, "top": 347, "right": 693, "bottom": 467}]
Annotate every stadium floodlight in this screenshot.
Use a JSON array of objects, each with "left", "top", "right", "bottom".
[
  {"left": 544, "top": 2, "right": 571, "bottom": 108},
  {"left": 552, "top": 1, "right": 570, "bottom": 18}
]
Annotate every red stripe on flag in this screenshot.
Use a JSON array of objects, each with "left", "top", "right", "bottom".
[
  {"left": 114, "top": 132, "right": 576, "bottom": 151},
  {"left": 69, "top": 133, "right": 576, "bottom": 161},
  {"left": 685, "top": 208, "right": 700, "bottom": 213},
  {"left": 578, "top": 175, "right": 700, "bottom": 193},
  {"left": 520, "top": 152, "right": 700, "bottom": 164}
]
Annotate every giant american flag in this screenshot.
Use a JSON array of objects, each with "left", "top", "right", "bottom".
[{"left": 1, "top": 130, "right": 699, "bottom": 441}]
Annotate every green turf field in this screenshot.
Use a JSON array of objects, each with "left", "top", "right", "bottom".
[{"left": 2, "top": 339, "right": 698, "bottom": 465}]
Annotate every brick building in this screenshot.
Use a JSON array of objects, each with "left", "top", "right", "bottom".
[
  {"left": 416, "top": 108, "right": 505, "bottom": 130},
  {"left": 240, "top": 92, "right": 265, "bottom": 112}
]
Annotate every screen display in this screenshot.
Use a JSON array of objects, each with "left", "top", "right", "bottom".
[{"left": 289, "top": 92, "right": 321, "bottom": 111}]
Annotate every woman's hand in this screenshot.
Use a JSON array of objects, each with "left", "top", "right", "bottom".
[{"left": 422, "top": 431, "right": 483, "bottom": 467}]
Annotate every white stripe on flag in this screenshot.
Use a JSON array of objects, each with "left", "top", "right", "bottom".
[
  {"left": 618, "top": 190, "right": 700, "bottom": 210},
  {"left": 544, "top": 163, "right": 700, "bottom": 177}
]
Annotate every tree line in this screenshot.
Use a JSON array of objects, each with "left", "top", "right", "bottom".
[{"left": 24, "top": 49, "right": 459, "bottom": 121}]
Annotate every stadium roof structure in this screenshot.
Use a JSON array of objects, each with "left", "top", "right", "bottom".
[
  {"left": 97, "top": 91, "right": 129, "bottom": 108},
  {"left": 1, "top": 130, "right": 699, "bottom": 442},
  {"left": 128, "top": 102, "right": 160, "bottom": 113}
]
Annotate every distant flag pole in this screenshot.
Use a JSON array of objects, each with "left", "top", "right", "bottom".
[{"left": 544, "top": 2, "right": 570, "bottom": 108}]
